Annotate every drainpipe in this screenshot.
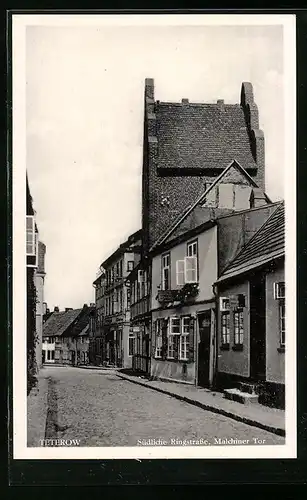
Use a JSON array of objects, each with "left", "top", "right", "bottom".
[{"left": 212, "top": 282, "right": 219, "bottom": 389}]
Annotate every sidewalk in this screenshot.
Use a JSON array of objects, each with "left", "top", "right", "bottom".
[
  {"left": 116, "top": 371, "right": 285, "bottom": 437},
  {"left": 27, "top": 367, "right": 49, "bottom": 446}
]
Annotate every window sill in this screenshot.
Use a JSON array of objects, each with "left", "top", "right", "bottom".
[
  {"left": 277, "top": 346, "right": 285, "bottom": 353},
  {"left": 220, "top": 343, "right": 230, "bottom": 351},
  {"left": 232, "top": 344, "right": 243, "bottom": 352}
]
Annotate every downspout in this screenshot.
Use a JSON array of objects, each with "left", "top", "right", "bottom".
[{"left": 212, "top": 282, "right": 219, "bottom": 389}]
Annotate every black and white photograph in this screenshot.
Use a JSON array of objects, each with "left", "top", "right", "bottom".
[{"left": 12, "top": 13, "right": 296, "bottom": 459}]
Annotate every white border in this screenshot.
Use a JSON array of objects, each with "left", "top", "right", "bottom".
[{"left": 12, "top": 13, "right": 296, "bottom": 460}]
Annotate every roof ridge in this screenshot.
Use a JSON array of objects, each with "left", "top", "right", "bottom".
[
  {"left": 149, "top": 159, "right": 260, "bottom": 252},
  {"left": 219, "top": 202, "right": 284, "bottom": 277}
]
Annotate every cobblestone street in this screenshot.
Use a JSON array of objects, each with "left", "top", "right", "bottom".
[{"left": 32, "top": 365, "right": 285, "bottom": 448}]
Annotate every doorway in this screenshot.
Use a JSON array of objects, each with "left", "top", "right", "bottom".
[
  {"left": 197, "top": 310, "right": 212, "bottom": 388},
  {"left": 250, "top": 275, "right": 266, "bottom": 381}
]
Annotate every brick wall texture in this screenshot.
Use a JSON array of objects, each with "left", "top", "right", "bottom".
[{"left": 142, "top": 79, "right": 266, "bottom": 250}]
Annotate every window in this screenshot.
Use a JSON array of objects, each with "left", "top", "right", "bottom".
[
  {"left": 220, "top": 297, "right": 230, "bottom": 312},
  {"left": 176, "top": 260, "right": 185, "bottom": 286},
  {"left": 179, "top": 317, "right": 190, "bottom": 360},
  {"left": 128, "top": 333, "right": 135, "bottom": 356},
  {"left": 274, "top": 282, "right": 285, "bottom": 299},
  {"left": 279, "top": 300, "right": 285, "bottom": 346},
  {"left": 26, "top": 216, "right": 35, "bottom": 255},
  {"left": 127, "top": 261, "right": 134, "bottom": 272},
  {"left": 155, "top": 319, "right": 163, "bottom": 358},
  {"left": 167, "top": 335, "right": 175, "bottom": 359},
  {"left": 221, "top": 312, "right": 230, "bottom": 345},
  {"left": 187, "top": 240, "right": 197, "bottom": 257},
  {"left": 180, "top": 335, "right": 189, "bottom": 361},
  {"left": 126, "top": 286, "right": 131, "bottom": 308},
  {"left": 119, "top": 259, "right": 123, "bottom": 278},
  {"left": 234, "top": 309, "right": 244, "bottom": 345},
  {"left": 184, "top": 256, "right": 197, "bottom": 283},
  {"left": 162, "top": 253, "right": 170, "bottom": 290},
  {"left": 169, "top": 317, "right": 181, "bottom": 335}
]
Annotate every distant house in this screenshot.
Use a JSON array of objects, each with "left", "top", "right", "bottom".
[
  {"left": 215, "top": 202, "right": 285, "bottom": 408},
  {"left": 42, "top": 305, "right": 95, "bottom": 365},
  {"left": 126, "top": 258, "right": 152, "bottom": 375},
  {"left": 91, "top": 271, "right": 105, "bottom": 365},
  {"left": 95, "top": 229, "right": 142, "bottom": 368}
]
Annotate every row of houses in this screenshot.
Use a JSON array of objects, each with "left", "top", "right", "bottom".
[
  {"left": 42, "top": 304, "right": 95, "bottom": 366},
  {"left": 88, "top": 79, "right": 285, "bottom": 409}
]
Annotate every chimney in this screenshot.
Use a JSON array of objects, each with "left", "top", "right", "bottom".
[
  {"left": 217, "top": 99, "right": 224, "bottom": 111},
  {"left": 65, "top": 307, "right": 73, "bottom": 312},
  {"left": 181, "top": 98, "right": 189, "bottom": 104},
  {"left": 90, "top": 303, "right": 95, "bottom": 307},
  {"left": 250, "top": 188, "right": 267, "bottom": 208},
  {"left": 54, "top": 306, "right": 59, "bottom": 312},
  {"left": 83, "top": 303, "right": 88, "bottom": 308}
]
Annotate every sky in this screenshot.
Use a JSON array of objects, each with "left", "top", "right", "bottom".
[{"left": 26, "top": 21, "right": 285, "bottom": 311}]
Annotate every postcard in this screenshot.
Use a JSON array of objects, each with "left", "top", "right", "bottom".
[{"left": 12, "top": 13, "right": 296, "bottom": 460}]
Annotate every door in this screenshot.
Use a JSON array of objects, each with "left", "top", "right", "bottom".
[
  {"left": 71, "top": 350, "right": 75, "bottom": 365},
  {"left": 197, "top": 311, "right": 211, "bottom": 387},
  {"left": 250, "top": 275, "right": 266, "bottom": 381}
]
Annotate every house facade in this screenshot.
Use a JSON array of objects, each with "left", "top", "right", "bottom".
[
  {"left": 133, "top": 78, "right": 271, "bottom": 384},
  {"left": 42, "top": 305, "right": 95, "bottom": 365},
  {"left": 215, "top": 203, "right": 285, "bottom": 408},
  {"left": 126, "top": 259, "right": 152, "bottom": 375},
  {"left": 151, "top": 223, "right": 218, "bottom": 386},
  {"left": 149, "top": 200, "right": 280, "bottom": 387},
  {"left": 90, "top": 271, "right": 105, "bottom": 365},
  {"left": 26, "top": 174, "right": 46, "bottom": 391},
  {"left": 98, "top": 230, "right": 142, "bottom": 368}
]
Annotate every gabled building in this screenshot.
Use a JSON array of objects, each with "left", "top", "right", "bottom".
[
  {"left": 42, "top": 304, "right": 95, "bottom": 365},
  {"left": 130, "top": 78, "right": 270, "bottom": 381},
  {"left": 95, "top": 229, "right": 142, "bottom": 368},
  {"left": 149, "top": 201, "right": 279, "bottom": 387},
  {"left": 215, "top": 202, "right": 285, "bottom": 408},
  {"left": 142, "top": 79, "right": 266, "bottom": 254}
]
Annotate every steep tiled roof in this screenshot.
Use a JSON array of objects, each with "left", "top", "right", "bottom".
[
  {"left": 150, "top": 159, "right": 264, "bottom": 251},
  {"left": 65, "top": 306, "right": 95, "bottom": 338},
  {"left": 217, "top": 202, "right": 284, "bottom": 282},
  {"left": 156, "top": 103, "right": 257, "bottom": 171},
  {"left": 78, "top": 324, "right": 89, "bottom": 337},
  {"left": 43, "top": 309, "right": 82, "bottom": 338}
]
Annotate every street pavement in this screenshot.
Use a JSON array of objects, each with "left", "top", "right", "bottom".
[{"left": 36, "top": 365, "right": 285, "bottom": 447}]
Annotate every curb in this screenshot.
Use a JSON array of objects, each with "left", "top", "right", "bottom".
[{"left": 116, "top": 373, "right": 285, "bottom": 437}]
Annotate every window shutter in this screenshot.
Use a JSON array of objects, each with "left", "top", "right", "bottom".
[
  {"left": 161, "top": 318, "right": 168, "bottom": 360},
  {"left": 184, "top": 256, "right": 197, "bottom": 283},
  {"left": 176, "top": 260, "right": 185, "bottom": 286},
  {"left": 151, "top": 321, "right": 157, "bottom": 357},
  {"left": 188, "top": 317, "right": 195, "bottom": 362},
  {"left": 173, "top": 335, "right": 179, "bottom": 360}
]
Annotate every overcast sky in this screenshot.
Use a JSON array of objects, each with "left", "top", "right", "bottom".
[{"left": 26, "top": 22, "right": 284, "bottom": 311}]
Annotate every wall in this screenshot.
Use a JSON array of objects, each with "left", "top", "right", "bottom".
[
  {"left": 217, "top": 280, "right": 250, "bottom": 378},
  {"left": 76, "top": 337, "right": 90, "bottom": 365},
  {"left": 151, "top": 225, "right": 218, "bottom": 310},
  {"left": 217, "top": 204, "right": 278, "bottom": 274},
  {"left": 151, "top": 302, "right": 209, "bottom": 384},
  {"left": 42, "top": 339, "right": 55, "bottom": 363},
  {"left": 35, "top": 273, "right": 44, "bottom": 368},
  {"left": 265, "top": 263, "right": 285, "bottom": 384}
]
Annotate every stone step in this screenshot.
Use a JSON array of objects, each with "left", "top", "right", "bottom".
[
  {"left": 224, "top": 388, "right": 259, "bottom": 405},
  {"left": 238, "top": 381, "right": 259, "bottom": 395}
]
